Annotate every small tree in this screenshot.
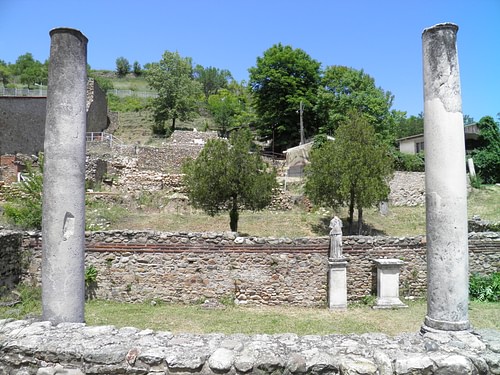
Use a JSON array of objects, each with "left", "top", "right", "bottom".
[
  {"left": 182, "top": 128, "right": 278, "bottom": 232},
  {"left": 305, "top": 111, "right": 393, "bottom": 234},
  {"left": 115, "top": 57, "right": 130, "bottom": 78},
  {"left": 133, "top": 61, "right": 142, "bottom": 76}
]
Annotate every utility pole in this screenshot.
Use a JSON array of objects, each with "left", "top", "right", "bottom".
[{"left": 299, "top": 101, "right": 305, "bottom": 145}]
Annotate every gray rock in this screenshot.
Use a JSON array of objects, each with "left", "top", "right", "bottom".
[{"left": 208, "top": 348, "right": 234, "bottom": 372}]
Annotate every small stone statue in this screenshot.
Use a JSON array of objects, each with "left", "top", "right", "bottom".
[{"left": 329, "top": 216, "right": 343, "bottom": 258}]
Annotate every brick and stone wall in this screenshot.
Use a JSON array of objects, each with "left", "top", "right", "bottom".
[{"left": 3, "top": 230, "right": 498, "bottom": 307}]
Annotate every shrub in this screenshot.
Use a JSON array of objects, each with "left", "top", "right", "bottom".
[
  {"left": 469, "top": 272, "right": 500, "bottom": 302},
  {"left": 392, "top": 151, "right": 425, "bottom": 172},
  {"left": 3, "top": 155, "right": 43, "bottom": 229}
]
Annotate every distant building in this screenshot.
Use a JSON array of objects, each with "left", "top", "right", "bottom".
[{"left": 397, "top": 123, "right": 480, "bottom": 155}]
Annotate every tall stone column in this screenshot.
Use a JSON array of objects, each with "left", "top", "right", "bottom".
[
  {"left": 421, "top": 23, "right": 470, "bottom": 332},
  {"left": 42, "top": 28, "right": 88, "bottom": 324}
]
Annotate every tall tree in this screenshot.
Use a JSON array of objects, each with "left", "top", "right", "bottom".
[
  {"left": 193, "top": 65, "right": 233, "bottom": 100},
  {"left": 248, "top": 43, "right": 321, "bottom": 151},
  {"left": 146, "top": 51, "right": 202, "bottom": 135},
  {"left": 316, "top": 66, "right": 395, "bottom": 143},
  {"left": 0, "top": 60, "right": 12, "bottom": 85},
  {"left": 182, "top": 128, "right": 278, "bottom": 232},
  {"left": 305, "top": 111, "right": 393, "bottom": 234}
]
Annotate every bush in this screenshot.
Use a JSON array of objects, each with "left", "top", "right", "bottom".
[
  {"left": 392, "top": 151, "right": 425, "bottom": 172},
  {"left": 469, "top": 272, "right": 500, "bottom": 302},
  {"left": 3, "top": 156, "right": 43, "bottom": 229}
]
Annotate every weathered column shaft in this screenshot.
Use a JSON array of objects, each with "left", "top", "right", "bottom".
[
  {"left": 422, "top": 23, "right": 470, "bottom": 331},
  {"left": 42, "top": 28, "right": 88, "bottom": 324}
]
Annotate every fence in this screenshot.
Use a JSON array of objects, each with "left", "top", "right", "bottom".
[
  {"left": 86, "top": 132, "right": 124, "bottom": 148},
  {"left": 106, "top": 89, "right": 157, "bottom": 98},
  {"left": 0, "top": 87, "right": 156, "bottom": 98},
  {"left": 0, "top": 87, "right": 47, "bottom": 97}
]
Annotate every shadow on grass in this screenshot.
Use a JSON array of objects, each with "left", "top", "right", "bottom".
[{"left": 311, "top": 216, "right": 387, "bottom": 236}]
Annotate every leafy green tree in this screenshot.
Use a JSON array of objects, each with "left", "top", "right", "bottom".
[
  {"left": 249, "top": 43, "right": 321, "bottom": 151},
  {"left": 115, "top": 57, "right": 130, "bottom": 77},
  {"left": 132, "top": 61, "right": 142, "bottom": 76},
  {"left": 12, "top": 53, "right": 47, "bottom": 88},
  {"left": 305, "top": 111, "right": 393, "bottom": 234},
  {"left": 182, "top": 128, "right": 278, "bottom": 232},
  {"left": 316, "top": 66, "right": 395, "bottom": 143},
  {"left": 13, "top": 53, "right": 37, "bottom": 75},
  {"left": 395, "top": 112, "right": 424, "bottom": 139},
  {"left": 0, "top": 60, "right": 12, "bottom": 85},
  {"left": 470, "top": 116, "right": 500, "bottom": 184},
  {"left": 146, "top": 51, "right": 203, "bottom": 135},
  {"left": 207, "top": 89, "right": 243, "bottom": 136},
  {"left": 194, "top": 65, "right": 233, "bottom": 100},
  {"left": 3, "top": 155, "right": 44, "bottom": 229}
]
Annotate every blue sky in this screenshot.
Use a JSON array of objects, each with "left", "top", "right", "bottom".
[{"left": 1, "top": 0, "right": 499, "bottom": 121}]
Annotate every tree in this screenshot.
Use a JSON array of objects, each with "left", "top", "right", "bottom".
[
  {"left": 249, "top": 43, "right": 321, "bottom": 151},
  {"left": 0, "top": 60, "right": 12, "bottom": 85},
  {"left": 316, "top": 66, "right": 395, "bottom": 143},
  {"left": 146, "top": 51, "right": 203, "bottom": 135},
  {"left": 207, "top": 89, "right": 243, "bottom": 137},
  {"left": 132, "top": 61, "right": 142, "bottom": 76},
  {"left": 12, "top": 53, "right": 47, "bottom": 88},
  {"left": 304, "top": 111, "right": 393, "bottom": 234},
  {"left": 194, "top": 65, "right": 233, "bottom": 100},
  {"left": 182, "top": 128, "right": 278, "bottom": 232},
  {"left": 115, "top": 57, "right": 130, "bottom": 77},
  {"left": 470, "top": 116, "right": 500, "bottom": 184},
  {"left": 395, "top": 112, "right": 424, "bottom": 139}
]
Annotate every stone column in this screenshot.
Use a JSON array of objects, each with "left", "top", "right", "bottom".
[
  {"left": 328, "top": 259, "right": 348, "bottom": 310},
  {"left": 421, "top": 23, "right": 470, "bottom": 332},
  {"left": 42, "top": 28, "right": 88, "bottom": 324}
]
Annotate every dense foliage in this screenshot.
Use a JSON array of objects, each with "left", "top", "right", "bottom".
[
  {"left": 249, "top": 44, "right": 321, "bottom": 151},
  {"left": 470, "top": 116, "right": 500, "bottom": 184},
  {"left": 3, "top": 156, "right": 44, "bottom": 229},
  {"left": 305, "top": 111, "right": 393, "bottom": 234},
  {"left": 182, "top": 128, "right": 278, "bottom": 232},
  {"left": 469, "top": 272, "right": 500, "bottom": 302},
  {"left": 115, "top": 57, "right": 131, "bottom": 77},
  {"left": 317, "top": 66, "right": 395, "bottom": 143},
  {"left": 194, "top": 65, "right": 232, "bottom": 100},
  {"left": 146, "top": 51, "right": 203, "bottom": 136}
]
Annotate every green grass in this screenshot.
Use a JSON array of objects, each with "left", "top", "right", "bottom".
[{"left": 1, "top": 289, "right": 497, "bottom": 336}]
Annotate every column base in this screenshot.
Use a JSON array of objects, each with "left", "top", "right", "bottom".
[
  {"left": 373, "top": 297, "right": 408, "bottom": 309},
  {"left": 421, "top": 315, "right": 471, "bottom": 333}
]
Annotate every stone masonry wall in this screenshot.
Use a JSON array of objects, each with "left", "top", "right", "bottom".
[
  {"left": 388, "top": 171, "right": 425, "bottom": 206},
  {"left": 0, "top": 231, "right": 24, "bottom": 294},
  {"left": 4, "top": 231, "right": 499, "bottom": 307},
  {"left": 1, "top": 318, "right": 499, "bottom": 374}
]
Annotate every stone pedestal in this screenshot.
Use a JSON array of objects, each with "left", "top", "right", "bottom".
[
  {"left": 372, "top": 259, "right": 407, "bottom": 309},
  {"left": 328, "top": 258, "right": 348, "bottom": 310},
  {"left": 421, "top": 23, "right": 470, "bottom": 332},
  {"left": 42, "top": 28, "right": 88, "bottom": 324}
]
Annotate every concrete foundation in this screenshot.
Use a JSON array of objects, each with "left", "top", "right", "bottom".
[
  {"left": 41, "top": 28, "right": 88, "bottom": 324},
  {"left": 421, "top": 23, "right": 470, "bottom": 332}
]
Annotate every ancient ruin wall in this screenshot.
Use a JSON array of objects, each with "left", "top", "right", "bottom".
[
  {"left": 1, "top": 318, "right": 498, "bottom": 374},
  {"left": 3, "top": 231, "right": 498, "bottom": 306}
]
